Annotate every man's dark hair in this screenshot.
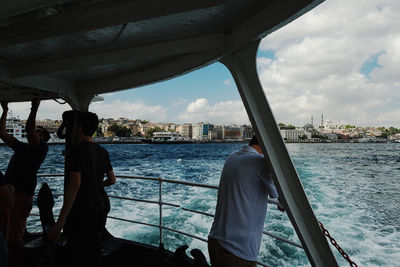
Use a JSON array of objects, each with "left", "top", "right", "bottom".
[
  {"left": 77, "top": 112, "right": 99, "bottom": 137},
  {"left": 249, "top": 135, "right": 259, "bottom": 146},
  {"left": 36, "top": 126, "right": 50, "bottom": 143}
]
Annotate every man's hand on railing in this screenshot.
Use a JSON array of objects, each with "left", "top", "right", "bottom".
[
  {"left": 277, "top": 197, "right": 285, "bottom": 212},
  {"left": 277, "top": 205, "right": 285, "bottom": 212}
]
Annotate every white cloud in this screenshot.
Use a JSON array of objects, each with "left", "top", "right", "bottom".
[
  {"left": 90, "top": 100, "right": 166, "bottom": 121},
  {"left": 186, "top": 98, "right": 208, "bottom": 113},
  {"left": 7, "top": 100, "right": 71, "bottom": 120},
  {"left": 258, "top": 0, "right": 400, "bottom": 127},
  {"left": 100, "top": 93, "right": 115, "bottom": 97},
  {"left": 5, "top": 99, "right": 167, "bottom": 122},
  {"left": 223, "top": 79, "right": 232, "bottom": 86},
  {"left": 171, "top": 98, "right": 187, "bottom": 107},
  {"left": 179, "top": 98, "right": 248, "bottom": 124}
]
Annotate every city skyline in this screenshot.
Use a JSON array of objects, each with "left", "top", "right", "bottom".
[
  {"left": 17, "top": 113, "right": 400, "bottom": 130},
  {"left": 4, "top": 0, "right": 400, "bottom": 128}
]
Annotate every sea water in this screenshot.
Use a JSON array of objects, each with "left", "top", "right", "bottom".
[{"left": 0, "top": 143, "right": 399, "bottom": 266}]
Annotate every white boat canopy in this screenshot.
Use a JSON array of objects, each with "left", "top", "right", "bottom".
[{"left": 0, "top": 1, "right": 339, "bottom": 266}]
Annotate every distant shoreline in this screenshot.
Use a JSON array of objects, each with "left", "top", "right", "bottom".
[
  {"left": 1, "top": 139, "right": 398, "bottom": 146},
  {"left": 95, "top": 140, "right": 249, "bottom": 145},
  {"left": 97, "top": 140, "right": 399, "bottom": 144}
]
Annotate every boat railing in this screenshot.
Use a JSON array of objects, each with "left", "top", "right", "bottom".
[{"left": 34, "top": 174, "right": 303, "bottom": 267}]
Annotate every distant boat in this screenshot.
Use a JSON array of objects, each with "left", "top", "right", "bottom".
[
  {"left": 358, "top": 137, "right": 387, "bottom": 143},
  {"left": 1, "top": 112, "right": 27, "bottom": 143},
  {"left": 0, "top": 111, "right": 64, "bottom": 145},
  {"left": 148, "top": 131, "right": 193, "bottom": 144}
]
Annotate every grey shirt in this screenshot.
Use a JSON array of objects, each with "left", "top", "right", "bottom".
[{"left": 209, "top": 145, "right": 278, "bottom": 261}]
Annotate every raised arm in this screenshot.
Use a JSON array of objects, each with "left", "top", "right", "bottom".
[
  {"left": 0, "top": 101, "right": 16, "bottom": 146},
  {"left": 26, "top": 99, "right": 41, "bottom": 145}
]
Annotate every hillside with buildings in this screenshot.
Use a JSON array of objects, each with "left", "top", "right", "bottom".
[
  {"left": 97, "top": 118, "right": 253, "bottom": 142},
  {"left": 92, "top": 117, "right": 400, "bottom": 143},
  {"left": 28, "top": 116, "right": 400, "bottom": 143}
]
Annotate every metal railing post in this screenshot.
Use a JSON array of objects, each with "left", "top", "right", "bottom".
[{"left": 158, "top": 176, "right": 163, "bottom": 246}]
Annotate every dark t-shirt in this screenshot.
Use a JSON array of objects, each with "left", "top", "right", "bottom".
[
  {"left": 66, "top": 141, "right": 112, "bottom": 214},
  {"left": 5, "top": 140, "right": 48, "bottom": 195}
]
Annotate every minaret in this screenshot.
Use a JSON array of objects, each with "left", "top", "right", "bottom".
[
  {"left": 311, "top": 116, "right": 314, "bottom": 126},
  {"left": 321, "top": 114, "right": 324, "bottom": 127}
]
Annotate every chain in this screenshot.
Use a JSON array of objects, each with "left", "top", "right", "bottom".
[{"left": 318, "top": 221, "right": 358, "bottom": 267}]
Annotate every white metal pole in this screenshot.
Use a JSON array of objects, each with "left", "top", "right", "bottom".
[{"left": 220, "top": 41, "right": 338, "bottom": 267}]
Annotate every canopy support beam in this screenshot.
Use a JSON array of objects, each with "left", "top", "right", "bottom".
[
  {"left": 64, "top": 91, "right": 94, "bottom": 111},
  {"left": 220, "top": 41, "right": 338, "bottom": 267}
]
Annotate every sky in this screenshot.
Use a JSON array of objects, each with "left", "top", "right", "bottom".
[{"left": 6, "top": 0, "right": 400, "bottom": 128}]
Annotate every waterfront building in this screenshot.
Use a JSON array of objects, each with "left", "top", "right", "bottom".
[
  {"left": 191, "top": 124, "right": 200, "bottom": 140},
  {"left": 105, "top": 118, "right": 127, "bottom": 125},
  {"left": 222, "top": 126, "right": 242, "bottom": 140},
  {"left": 156, "top": 122, "right": 177, "bottom": 132},
  {"left": 192, "top": 123, "right": 212, "bottom": 141},
  {"left": 122, "top": 119, "right": 142, "bottom": 136},
  {"left": 36, "top": 119, "right": 58, "bottom": 133},
  {"left": 280, "top": 129, "right": 311, "bottom": 142},
  {"left": 140, "top": 122, "right": 159, "bottom": 136},
  {"left": 175, "top": 125, "right": 183, "bottom": 135},
  {"left": 303, "top": 123, "right": 315, "bottom": 133},
  {"left": 36, "top": 119, "right": 57, "bottom": 128},
  {"left": 168, "top": 123, "right": 177, "bottom": 131},
  {"left": 127, "top": 124, "right": 141, "bottom": 136},
  {"left": 323, "top": 119, "right": 339, "bottom": 131},
  {"left": 100, "top": 122, "right": 114, "bottom": 137},
  {"left": 182, "top": 123, "right": 193, "bottom": 139},
  {"left": 240, "top": 125, "right": 253, "bottom": 140},
  {"left": 390, "top": 133, "right": 400, "bottom": 142},
  {"left": 326, "top": 133, "right": 339, "bottom": 141},
  {"left": 117, "top": 117, "right": 130, "bottom": 124},
  {"left": 202, "top": 123, "right": 213, "bottom": 137},
  {"left": 208, "top": 126, "right": 223, "bottom": 141}
]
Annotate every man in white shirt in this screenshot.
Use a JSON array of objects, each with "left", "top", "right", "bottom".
[{"left": 208, "top": 135, "right": 284, "bottom": 266}]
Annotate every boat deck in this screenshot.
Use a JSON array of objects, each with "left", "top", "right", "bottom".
[{"left": 22, "top": 232, "right": 207, "bottom": 267}]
